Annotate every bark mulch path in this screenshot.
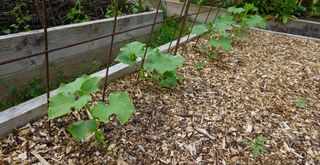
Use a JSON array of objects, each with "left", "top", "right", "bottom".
[{"left": 0, "top": 30, "right": 319, "bottom": 164}]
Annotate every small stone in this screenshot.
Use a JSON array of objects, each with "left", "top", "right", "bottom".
[
  {"left": 108, "top": 144, "right": 117, "bottom": 151},
  {"left": 18, "top": 152, "right": 27, "bottom": 160},
  {"left": 186, "top": 127, "right": 193, "bottom": 133},
  {"left": 245, "top": 124, "right": 253, "bottom": 133}
]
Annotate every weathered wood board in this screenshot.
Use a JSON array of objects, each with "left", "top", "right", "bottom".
[
  {"left": 0, "top": 11, "right": 163, "bottom": 100},
  {"left": 162, "top": 0, "right": 226, "bottom": 23},
  {"left": 267, "top": 19, "right": 320, "bottom": 39}
]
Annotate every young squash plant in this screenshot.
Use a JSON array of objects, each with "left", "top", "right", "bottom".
[
  {"left": 191, "top": 4, "right": 266, "bottom": 60},
  {"left": 48, "top": 75, "right": 136, "bottom": 145},
  {"left": 115, "top": 41, "right": 185, "bottom": 88}
]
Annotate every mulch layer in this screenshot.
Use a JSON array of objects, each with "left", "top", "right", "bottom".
[{"left": 0, "top": 30, "right": 319, "bottom": 164}]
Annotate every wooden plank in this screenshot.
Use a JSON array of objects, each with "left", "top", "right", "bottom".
[
  {"left": 0, "top": 11, "right": 162, "bottom": 101},
  {"left": 0, "top": 11, "right": 163, "bottom": 79},
  {"left": 267, "top": 19, "right": 320, "bottom": 39},
  {"left": 162, "top": 0, "right": 226, "bottom": 23},
  {"left": 0, "top": 34, "right": 150, "bottom": 100},
  {"left": 0, "top": 34, "right": 197, "bottom": 138}
]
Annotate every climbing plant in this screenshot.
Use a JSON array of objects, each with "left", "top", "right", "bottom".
[{"left": 48, "top": 75, "right": 136, "bottom": 145}]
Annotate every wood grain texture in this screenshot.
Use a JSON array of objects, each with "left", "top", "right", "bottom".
[
  {"left": 162, "top": 0, "right": 226, "bottom": 23},
  {"left": 0, "top": 11, "right": 163, "bottom": 100},
  {"left": 267, "top": 19, "right": 320, "bottom": 39}
]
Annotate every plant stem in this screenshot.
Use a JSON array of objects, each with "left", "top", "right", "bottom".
[{"left": 85, "top": 104, "right": 93, "bottom": 119}]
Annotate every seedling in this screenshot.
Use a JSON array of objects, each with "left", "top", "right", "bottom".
[
  {"left": 244, "top": 136, "right": 268, "bottom": 159},
  {"left": 191, "top": 5, "right": 266, "bottom": 61},
  {"left": 116, "top": 41, "right": 185, "bottom": 88},
  {"left": 295, "top": 97, "right": 307, "bottom": 108},
  {"left": 67, "top": 0, "right": 91, "bottom": 23},
  {"left": 48, "top": 75, "right": 136, "bottom": 145},
  {"left": 195, "top": 59, "right": 206, "bottom": 70}
]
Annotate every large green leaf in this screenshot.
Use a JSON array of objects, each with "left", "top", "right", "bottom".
[
  {"left": 245, "top": 15, "right": 267, "bottom": 29},
  {"left": 120, "top": 41, "right": 146, "bottom": 58},
  {"left": 49, "top": 75, "right": 101, "bottom": 120},
  {"left": 191, "top": 24, "right": 208, "bottom": 35},
  {"left": 79, "top": 76, "right": 101, "bottom": 96},
  {"left": 214, "top": 22, "right": 233, "bottom": 33},
  {"left": 68, "top": 120, "right": 97, "bottom": 141},
  {"left": 160, "top": 76, "right": 177, "bottom": 88},
  {"left": 115, "top": 41, "right": 146, "bottom": 65},
  {"left": 159, "top": 70, "right": 179, "bottom": 88},
  {"left": 115, "top": 41, "right": 158, "bottom": 66},
  {"left": 91, "top": 102, "right": 114, "bottom": 123},
  {"left": 48, "top": 93, "right": 75, "bottom": 119},
  {"left": 210, "top": 37, "right": 233, "bottom": 51},
  {"left": 116, "top": 51, "right": 138, "bottom": 66},
  {"left": 56, "top": 75, "right": 89, "bottom": 94},
  {"left": 145, "top": 53, "right": 185, "bottom": 74},
  {"left": 214, "top": 13, "right": 235, "bottom": 34},
  {"left": 74, "top": 95, "right": 91, "bottom": 109},
  {"left": 92, "top": 92, "right": 136, "bottom": 125},
  {"left": 216, "top": 13, "right": 234, "bottom": 25}
]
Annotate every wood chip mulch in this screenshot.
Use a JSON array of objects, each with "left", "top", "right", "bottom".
[{"left": 0, "top": 30, "right": 319, "bottom": 165}]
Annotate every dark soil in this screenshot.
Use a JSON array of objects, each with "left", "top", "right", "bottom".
[{"left": 0, "top": 0, "right": 149, "bottom": 35}]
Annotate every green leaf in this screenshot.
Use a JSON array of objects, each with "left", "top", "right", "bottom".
[
  {"left": 191, "top": 24, "right": 208, "bottom": 35},
  {"left": 79, "top": 77, "right": 101, "bottom": 96},
  {"left": 210, "top": 37, "right": 233, "bottom": 51},
  {"left": 216, "top": 13, "right": 234, "bottom": 25},
  {"left": 3, "top": 29, "right": 11, "bottom": 34},
  {"left": 210, "top": 52, "right": 219, "bottom": 60},
  {"left": 252, "top": 145, "right": 266, "bottom": 158},
  {"left": 56, "top": 75, "right": 90, "bottom": 94},
  {"left": 195, "top": 59, "right": 206, "bottom": 70},
  {"left": 91, "top": 102, "right": 114, "bottom": 123},
  {"left": 245, "top": 136, "right": 268, "bottom": 159},
  {"left": 255, "top": 136, "right": 268, "bottom": 144},
  {"left": 49, "top": 75, "right": 100, "bottom": 119},
  {"left": 245, "top": 15, "right": 267, "bottom": 29},
  {"left": 295, "top": 97, "right": 307, "bottom": 108},
  {"left": 68, "top": 120, "right": 97, "bottom": 141},
  {"left": 214, "top": 13, "right": 235, "bottom": 34},
  {"left": 244, "top": 3, "right": 257, "bottom": 12},
  {"left": 159, "top": 70, "right": 179, "bottom": 88},
  {"left": 116, "top": 51, "right": 138, "bottom": 66},
  {"left": 214, "top": 22, "right": 233, "bottom": 32},
  {"left": 48, "top": 93, "right": 75, "bottom": 119},
  {"left": 160, "top": 76, "right": 177, "bottom": 88},
  {"left": 120, "top": 41, "right": 146, "bottom": 57},
  {"left": 115, "top": 41, "right": 156, "bottom": 66},
  {"left": 227, "top": 7, "right": 246, "bottom": 14},
  {"left": 145, "top": 53, "right": 185, "bottom": 74},
  {"left": 92, "top": 92, "right": 136, "bottom": 124},
  {"left": 74, "top": 95, "right": 91, "bottom": 109}
]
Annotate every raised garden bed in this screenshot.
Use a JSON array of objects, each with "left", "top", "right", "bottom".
[
  {"left": 0, "top": 10, "right": 163, "bottom": 102},
  {"left": 0, "top": 29, "right": 319, "bottom": 164},
  {"left": 163, "top": 0, "right": 320, "bottom": 39},
  {"left": 0, "top": 0, "right": 148, "bottom": 35}
]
